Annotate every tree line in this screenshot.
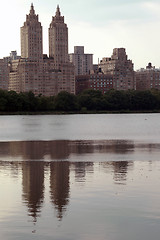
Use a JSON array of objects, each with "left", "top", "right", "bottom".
[{"left": 0, "top": 88, "right": 160, "bottom": 113}]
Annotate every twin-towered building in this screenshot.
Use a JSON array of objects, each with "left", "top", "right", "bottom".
[{"left": 8, "top": 4, "right": 75, "bottom": 96}]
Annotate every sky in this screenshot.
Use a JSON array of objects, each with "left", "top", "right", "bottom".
[{"left": 0, "top": 0, "right": 160, "bottom": 70}]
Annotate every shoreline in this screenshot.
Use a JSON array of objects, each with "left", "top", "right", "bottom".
[{"left": 0, "top": 110, "right": 160, "bottom": 115}]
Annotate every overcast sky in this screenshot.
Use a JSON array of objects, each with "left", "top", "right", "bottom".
[{"left": 1, "top": 0, "right": 160, "bottom": 70}]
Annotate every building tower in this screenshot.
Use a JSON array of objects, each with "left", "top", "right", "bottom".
[
  {"left": 21, "top": 3, "right": 43, "bottom": 61},
  {"left": 49, "top": 5, "right": 69, "bottom": 68}
]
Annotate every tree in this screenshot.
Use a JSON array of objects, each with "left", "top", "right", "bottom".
[
  {"left": 132, "top": 90, "right": 157, "bottom": 110},
  {"left": 104, "top": 90, "right": 129, "bottom": 110},
  {"left": 54, "top": 91, "right": 78, "bottom": 111},
  {"left": 37, "top": 96, "right": 55, "bottom": 111},
  {"left": 78, "top": 89, "right": 106, "bottom": 111}
]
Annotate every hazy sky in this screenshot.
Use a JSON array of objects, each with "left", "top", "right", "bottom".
[{"left": 1, "top": 0, "right": 160, "bottom": 70}]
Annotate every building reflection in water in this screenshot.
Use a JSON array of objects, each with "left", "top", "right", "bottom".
[
  {"left": 50, "top": 162, "right": 70, "bottom": 220},
  {"left": 6, "top": 140, "right": 71, "bottom": 161},
  {"left": 0, "top": 140, "right": 137, "bottom": 161},
  {"left": 0, "top": 139, "right": 148, "bottom": 222},
  {"left": 22, "top": 161, "right": 45, "bottom": 222},
  {"left": 112, "top": 161, "right": 133, "bottom": 184},
  {"left": 73, "top": 162, "right": 94, "bottom": 183},
  {"left": 1, "top": 140, "right": 160, "bottom": 163},
  {"left": 99, "top": 161, "right": 134, "bottom": 185}
]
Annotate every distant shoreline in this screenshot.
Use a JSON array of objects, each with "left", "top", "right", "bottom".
[{"left": 0, "top": 110, "right": 160, "bottom": 115}]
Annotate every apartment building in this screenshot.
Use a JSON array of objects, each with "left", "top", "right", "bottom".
[
  {"left": 99, "top": 48, "right": 135, "bottom": 90},
  {"left": 69, "top": 46, "right": 93, "bottom": 75},
  {"left": 136, "top": 63, "right": 160, "bottom": 90},
  {"left": 76, "top": 72, "right": 113, "bottom": 94}
]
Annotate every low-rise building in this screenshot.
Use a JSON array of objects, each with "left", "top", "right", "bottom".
[{"left": 76, "top": 72, "right": 113, "bottom": 95}]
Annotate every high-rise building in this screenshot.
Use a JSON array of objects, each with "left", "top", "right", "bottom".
[
  {"left": 8, "top": 4, "right": 75, "bottom": 96},
  {"left": 49, "top": 5, "right": 68, "bottom": 68},
  {"left": 9, "top": 4, "right": 45, "bottom": 95},
  {"left": 69, "top": 46, "right": 93, "bottom": 75},
  {"left": 21, "top": 3, "right": 43, "bottom": 61},
  {"left": 136, "top": 63, "right": 160, "bottom": 90},
  {"left": 48, "top": 6, "right": 75, "bottom": 94},
  {"left": 99, "top": 48, "right": 135, "bottom": 90}
]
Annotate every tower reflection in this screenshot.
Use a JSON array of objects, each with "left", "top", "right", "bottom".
[
  {"left": 22, "top": 161, "right": 45, "bottom": 222},
  {"left": 50, "top": 161, "right": 70, "bottom": 220}
]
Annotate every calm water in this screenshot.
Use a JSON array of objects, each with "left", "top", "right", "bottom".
[{"left": 0, "top": 114, "right": 160, "bottom": 240}]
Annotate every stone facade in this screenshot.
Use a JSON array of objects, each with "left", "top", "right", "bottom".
[
  {"left": 49, "top": 5, "right": 69, "bottom": 67},
  {"left": 21, "top": 4, "right": 43, "bottom": 61},
  {"left": 99, "top": 48, "right": 135, "bottom": 90},
  {"left": 48, "top": 5, "right": 75, "bottom": 94}
]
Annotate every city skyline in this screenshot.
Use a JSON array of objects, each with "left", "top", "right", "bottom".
[{"left": 1, "top": 0, "right": 160, "bottom": 70}]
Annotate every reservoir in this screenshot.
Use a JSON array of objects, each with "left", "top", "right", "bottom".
[{"left": 0, "top": 114, "right": 160, "bottom": 240}]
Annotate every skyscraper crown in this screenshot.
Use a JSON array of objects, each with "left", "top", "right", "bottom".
[
  {"left": 56, "top": 5, "right": 61, "bottom": 17},
  {"left": 50, "top": 5, "right": 64, "bottom": 24},
  {"left": 30, "top": 3, "right": 35, "bottom": 15},
  {"left": 26, "top": 3, "right": 39, "bottom": 22}
]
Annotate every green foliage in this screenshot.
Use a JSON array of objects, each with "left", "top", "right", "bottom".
[
  {"left": 0, "top": 88, "right": 159, "bottom": 113},
  {"left": 130, "top": 90, "right": 157, "bottom": 110},
  {"left": 78, "top": 89, "right": 106, "bottom": 110},
  {"left": 37, "top": 96, "right": 55, "bottom": 111},
  {"left": 0, "top": 97, "right": 7, "bottom": 111},
  {"left": 54, "top": 91, "right": 78, "bottom": 111},
  {"left": 104, "top": 90, "right": 128, "bottom": 110},
  {"left": 151, "top": 89, "right": 160, "bottom": 109}
]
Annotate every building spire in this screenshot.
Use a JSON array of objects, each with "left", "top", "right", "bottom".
[
  {"left": 30, "top": 3, "right": 35, "bottom": 15},
  {"left": 56, "top": 5, "right": 61, "bottom": 17}
]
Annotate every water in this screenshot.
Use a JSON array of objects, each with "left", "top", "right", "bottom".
[
  {"left": 0, "top": 114, "right": 160, "bottom": 240},
  {"left": 0, "top": 113, "right": 159, "bottom": 142}
]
